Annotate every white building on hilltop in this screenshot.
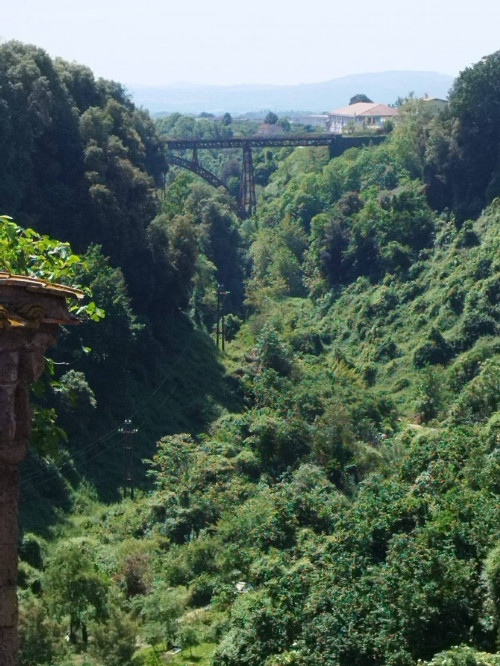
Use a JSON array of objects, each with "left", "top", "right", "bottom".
[{"left": 328, "top": 102, "right": 399, "bottom": 134}]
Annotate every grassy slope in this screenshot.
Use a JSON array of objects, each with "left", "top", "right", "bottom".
[
  {"left": 236, "top": 200, "right": 500, "bottom": 428},
  {"left": 18, "top": 164, "right": 500, "bottom": 665}
]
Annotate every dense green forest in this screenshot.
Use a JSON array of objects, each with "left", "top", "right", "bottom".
[{"left": 2, "top": 40, "right": 500, "bottom": 665}]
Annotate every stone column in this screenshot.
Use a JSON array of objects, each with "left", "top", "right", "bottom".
[{"left": 0, "top": 275, "right": 81, "bottom": 666}]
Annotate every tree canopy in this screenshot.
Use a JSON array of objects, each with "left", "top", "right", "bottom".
[
  {"left": 349, "top": 93, "right": 373, "bottom": 104},
  {"left": 425, "top": 50, "right": 500, "bottom": 219},
  {"left": 264, "top": 111, "right": 279, "bottom": 125},
  {"left": 7, "top": 45, "right": 500, "bottom": 666}
]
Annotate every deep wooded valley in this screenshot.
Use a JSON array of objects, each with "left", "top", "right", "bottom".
[{"left": 1, "top": 40, "right": 500, "bottom": 665}]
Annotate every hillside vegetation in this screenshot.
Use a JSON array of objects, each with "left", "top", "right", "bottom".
[{"left": 1, "top": 41, "right": 500, "bottom": 665}]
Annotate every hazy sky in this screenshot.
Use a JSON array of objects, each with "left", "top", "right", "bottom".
[{"left": 1, "top": 0, "right": 499, "bottom": 86}]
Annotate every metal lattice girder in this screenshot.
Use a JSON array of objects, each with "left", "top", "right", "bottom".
[
  {"left": 166, "top": 135, "right": 340, "bottom": 150},
  {"left": 166, "top": 134, "right": 386, "bottom": 218}
]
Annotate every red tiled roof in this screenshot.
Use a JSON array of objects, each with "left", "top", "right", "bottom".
[{"left": 330, "top": 102, "right": 398, "bottom": 117}]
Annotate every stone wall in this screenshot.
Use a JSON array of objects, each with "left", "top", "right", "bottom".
[{"left": 0, "top": 276, "right": 81, "bottom": 665}]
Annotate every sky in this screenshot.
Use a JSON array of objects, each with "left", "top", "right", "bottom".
[{"left": 1, "top": 0, "right": 499, "bottom": 87}]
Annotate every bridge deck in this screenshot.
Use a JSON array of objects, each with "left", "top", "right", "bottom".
[
  {"left": 165, "top": 134, "right": 385, "bottom": 151},
  {"left": 166, "top": 135, "right": 335, "bottom": 150}
]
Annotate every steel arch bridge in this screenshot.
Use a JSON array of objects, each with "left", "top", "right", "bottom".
[{"left": 165, "top": 134, "right": 385, "bottom": 219}]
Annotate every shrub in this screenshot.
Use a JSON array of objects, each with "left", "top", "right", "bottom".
[
  {"left": 19, "top": 594, "right": 66, "bottom": 665},
  {"left": 414, "top": 328, "right": 454, "bottom": 367},
  {"left": 449, "top": 359, "right": 500, "bottom": 424},
  {"left": 414, "top": 367, "right": 446, "bottom": 423},
  {"left": 18, "top": 533, "right": 45, "bottom": 570},
  {"left": 418, "top": 645, "right": 500, "bottom": 665},
  {"left": 89, "top": 606, "right": 138, "bottom": 666},
  {"left": 256, "top": 325, "right": 293, "bottom": 376},
  {"left": 460, "top": 312, "right": 497, "bottom": 347},
  {"left": 189, "top": 572, "right": 216, "bottom": 606},
  {"left": 484, "top": 543, "right": 500, "bottom": 624},
  {"left": 455, "top": 221, "right": 481, "bottom": 248}
]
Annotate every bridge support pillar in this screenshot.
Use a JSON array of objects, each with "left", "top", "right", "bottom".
[
  {"left": 328, "top": 134, "right": 343, "bottom": 159},
  {"left": 240, "top": 143, "right": 256, "bottom": 218}
]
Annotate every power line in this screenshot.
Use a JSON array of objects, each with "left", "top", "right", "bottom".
[{"left": 20, "top": 330, "right": 195, "bottom": 492}]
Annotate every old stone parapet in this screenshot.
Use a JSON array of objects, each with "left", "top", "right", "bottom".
[{"left": 0, "top": 273, "right": 82, "bottom": 666}]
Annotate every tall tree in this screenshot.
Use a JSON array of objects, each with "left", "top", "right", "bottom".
[
  {"left": 0, "top": 40, "right": 169, "bottom": 312},
  {"left": 426, "top": 50, "right": 500, "bottom": 219},
  {"left": 349, "top": 93, "right": 373, "bottom": 105},
  {"left": 264, "top": 111, "right": 279, "bottom": 125},
  {"left": 44, "top": 539, "right": 108, "bottom": 645}
]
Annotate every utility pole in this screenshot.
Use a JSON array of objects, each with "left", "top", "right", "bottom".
[
  {"left": 222, "top": 305, "right": 226, "bottom": 351},
  {"left": 214, "top": 284, "right": 229, "bottom": 349},
  {"left": 216, "top": 285, "right": 220, "bottom": 349},
  {"left": 119, "top": 418, "right": 138, "bottom": 499}
]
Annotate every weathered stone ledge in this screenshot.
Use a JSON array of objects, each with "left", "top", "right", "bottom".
[{"left": 0, "top": 275, "right": 81, "bottom": 665}]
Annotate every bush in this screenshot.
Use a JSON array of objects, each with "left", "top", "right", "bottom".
[
  {"left": 235, "top": 449, "right": 261, "bottom": 480},
  {"left": 414, "top": 367, "right": 446, "bottom": 423},
  {"left": 460, "top": 312, "right": 497, "bottom": 347},
  {"left": 18, "top": 533, "right": 45, "bottom": 570},
  {"left": 484, "top": 544, "right": 500, "bottom": 624},
  {"left": 456, "top": 221, "right": 481, "bottom": 248},
  {"left": 414, "top": 328, "right": 454, "bottom": 367},
  {"left": 189, "top": 573, "right": 216, "bottom": 606},
  {"left": 19, "top": 594, "right": 66, "bottom": 666},
  {"left": 89, "top": 606, "right": 138, "bottom": 666},
  {"left": 256, "top": 325, "right": 293, "bottom": 376},
  {"left": 419, "top": 645, "right": 500, "bottom": 665},
  {"left": 449, "top": 359, "right": 500, "bottom": 424}
]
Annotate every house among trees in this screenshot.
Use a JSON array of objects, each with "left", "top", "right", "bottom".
[
  {"left": 291, "top": 113, "right": 330, "bottom": 129},
  {"left": 328, "top": 101, "right": 398, "bottom": 133},
  {"left": 422, "top": 95, "right": 449, "bottom": 114},
  {"left": 256, "top": 122, "right": 286, "bottom": 137}
]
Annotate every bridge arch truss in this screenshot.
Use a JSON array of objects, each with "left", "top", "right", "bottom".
[{"left": 165, "top": 134, "right": 385, "bottom": 219}]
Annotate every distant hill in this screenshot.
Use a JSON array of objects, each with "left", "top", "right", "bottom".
[{"left": 128, "top": 71, "right": 455, "bottom": 115}]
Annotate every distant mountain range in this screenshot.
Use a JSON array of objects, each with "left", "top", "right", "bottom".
[{"left": 128, "top": 71, "right": 455, "bottom": 116}]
